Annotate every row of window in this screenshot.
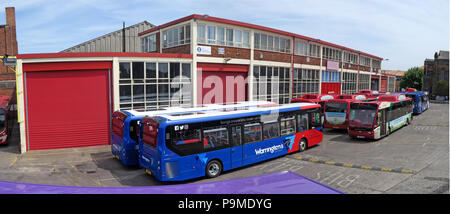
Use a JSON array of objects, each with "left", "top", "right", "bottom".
[
  {"left": 198, "top": 24, "right": 251, "bottom": 48},
  {"left": 294, "top": 40, "right": 320, "bottom": 57},
  {"left": 359, "top": 74, "right": 371, "bottom": 91},
  {"left": 343, "top": 52, "right": 358, "bottom": 64},
  {"left": 360, "top": 56, "right": 371, "bottom": 67},
  {"left": 119, "top": 62, "right": 192, "bottom": 110},
  {"left": 165, "top": 111, "right": 321, "bottom": 156},
  {"left": 387, "top": 100, "right": 413, "bottom": 120},
  {"left": 322, "top": 47, "right": 342, "bottom": 61},
  {"left": 292, "top": 69, "right": 320, "bottom": 98},
  {"left": 162, "top": 24, "right": 191, "bottom": 48},
  {"left": 342, "top": 72, "right": 358, "bottom": 94},
  {"left": 252, "top": 66, "right": 291, "bottom": 104},
  {"left": 322, "top": 70, "right": 341, "bottom": 83},
  {"left": 254, "top": 32, "right": 291, "bottom": 53}
]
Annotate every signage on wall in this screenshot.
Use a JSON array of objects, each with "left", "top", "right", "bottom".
[
  {"left": 326, "top": 61, "right": 339, "bottom": 71},
  {"left": 196, "top": 45, "right": 211, "bottom": 55},
  {"left": 218, "top": 48, "right": 225, "bottom": 55}
]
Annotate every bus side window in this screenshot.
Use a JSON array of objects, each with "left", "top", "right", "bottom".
[
  {"left": 297, "top": 113, "right": 309, "bottom": 132},
  {"left": 263, "top": 121, "right": 280, "bottom": 140},
  {"left": 244, "top": 123, "right": 262, "bottom": 144},
  {"left": 280, "top": 116, "right": 296, "bottom": 136},
  {"left": 203, "top": 127, "right": 229, "bottom": 150}
]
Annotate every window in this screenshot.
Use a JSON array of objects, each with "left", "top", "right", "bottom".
[
  {"left": 253, "top": 65, "right": 291, "bottom": 104},
  {"left": 207, "top": 25, "right": 216, "bottom": 44},
  {"left": 162, "top": 24, "right": 191, "bottom": 49},
  {"left": 297, "top": 113, "right": 309, "bottom": 132},
  {"left": 244, "top": 123, "right": 262, "bottom": 144},
  {"left": 119, "top": 62, "right": 192, "bottom": 110},
  {"left": 235, "top": 29, "right": 242, "bottom": 47},
  {"left": 263, "top": 121, "right": 280, "bottom": 140},
  {"left": 292, "top": 68, "right": 320, "bottom": 98},
  {"left": 342, "top": 72, "right": 357, "bottom": 94},
  {"left": 203, "top": 127, "right": 229, "bottom": 150},
  {"left": 254, "top": 33, "right": 260, "bottom": 49},
  {"left": 168, "top": 127, "right": 202, "bottom": 156},
  {"left": 141, "top": 34, "right": 157, "bottom": 53},
  {"left": 217, "top": 27, "right": 225, "bottom": 45},
  {"left": 226, "top": 28, "right": 234, "bottom": 46},
  {"left": 243, "top": 31, "right": 250, "bottom": 48},
  {"left": 254, "top": 32, "right": 291, "bottom": 53},
  {"left": 322, "top": 47, "right": 342, "bottom": 61},
  {"left": 280, "top": 116, "right": 296, "bottom": 136},
  {"left": 197, "top": 24, "right": 206, "bottom": 44},
  {"left": 359, "top": 73, "right": 370, "bottom": 91}
]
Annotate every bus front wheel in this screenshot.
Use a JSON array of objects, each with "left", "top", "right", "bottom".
[
  {"left": 206, "top": 160, "right": 222, "bottom": 178},
  {"left": 299, "top": 138, "right": 308, "bottom": 152}
]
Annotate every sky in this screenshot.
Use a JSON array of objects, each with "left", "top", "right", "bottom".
[{"left": 0, "top": 0, "right": 448, "bottom": 70}]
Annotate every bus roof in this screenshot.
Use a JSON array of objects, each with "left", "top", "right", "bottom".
[
  {"left": 124, "top": 101, "right": 278, "bottom": 117},
  {"left": 154, "top": 102, "right": 320, "bottom": 123},
  {"left": 292, "top": 94, "right": 336, "bottom": 102},
  {"left": 351, "top": 94, "right": 412, "bottom": 109}
]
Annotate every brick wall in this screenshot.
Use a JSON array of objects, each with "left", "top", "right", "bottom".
[
  {"left": 162, "top": 44, "right": 190, "bottom": 54},
  {"left": 254, "top": 50, "right": 291, "bottom": 63},
  {"left": 293, "top": 55, "right": 320, "bottom": 66},
  {"left": 0, "top": 7, "right": 18, "bottom": 96},
  {"left": 197, "top": 45, "right": 250, "bottom": 60}
]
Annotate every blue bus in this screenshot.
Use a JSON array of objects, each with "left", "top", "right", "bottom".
[
  {"left": 111, "top": 101, "right": 277, "bottom": 166},
  {"left": 139, "top": 103, "right": 324, "bottom": 181},
  {"left": 393, "top": 91, "right": 429, "bottom": 114}
]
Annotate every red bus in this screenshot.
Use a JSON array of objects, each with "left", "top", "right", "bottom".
[
  {"left": 0, "top": 96, "right": 11, "bottom": 145},
  {"left": 291, "top": 94, "right": 337, "bottom": 112},
  {"left": 355, "top": 90, "right": 383, "bottom": 99},
  {"left": 323, "top": 94, "right": 368, "bottom": 129},
  {"left": 348, "top": 94, "right": 413, "bottom": 140}
]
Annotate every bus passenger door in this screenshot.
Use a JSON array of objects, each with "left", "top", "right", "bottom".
[
  {"left": 379, "top": 109, "right": 386, "bottom": 136},
  {"left": 230, "top": 126, "right": 243, "bottom": 168}
]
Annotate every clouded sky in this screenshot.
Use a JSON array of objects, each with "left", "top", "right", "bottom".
[{"left": 1, "top": 0, "right": 448, "bottom": 70}]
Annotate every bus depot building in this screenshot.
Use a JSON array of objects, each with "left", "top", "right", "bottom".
[{"left": 15, "top": 14, "right": 396, "bottom": 153}]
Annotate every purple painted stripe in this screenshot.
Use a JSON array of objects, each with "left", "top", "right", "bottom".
[{"left": 0, "top": 171, "right": 344, "bottom": 194}]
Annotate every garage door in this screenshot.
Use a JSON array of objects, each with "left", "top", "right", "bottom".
[
  {"left": 25, "top": 65, "right": 112, "bottom": 150},
  {"left": 197, "top": 63, "right": 248, "bottom": 105}
]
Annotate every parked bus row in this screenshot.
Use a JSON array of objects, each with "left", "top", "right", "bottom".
[{"left": 111, "top": 101, "right": 324, "bottom": 181}]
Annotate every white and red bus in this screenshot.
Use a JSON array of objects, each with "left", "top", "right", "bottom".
[
  {"left": 348, "top": 94, "right": 413, "bottom": 140},
  {"left": 323, "top": 94, "right": 368, "bottom": 130}
]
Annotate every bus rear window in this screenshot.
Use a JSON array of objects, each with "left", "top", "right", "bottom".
[
  {"left": 143, "top": 119, "right": 159, "bottom": 148},
  {"left": 112, "top": 112, "right": 126, "bottom": 137}
]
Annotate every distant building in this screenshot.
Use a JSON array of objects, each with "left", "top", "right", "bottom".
[
  {"left": 0, "top": 7, "right": 17, "bottom": 97},
  {"left": 60, "top": 21, "right": 155, "bottom": 53},
  {"left": 423, "top": 50, "right": 449, "bottom": 95},
  {"left": 381, "top": 70, "right": 406, "bottom": 92}
]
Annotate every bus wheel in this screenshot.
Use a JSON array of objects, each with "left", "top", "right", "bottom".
[
  {"left": 206, "top": 160, "right": 222, "bottom": 178},
  {"left": 299, "top": 138, "right": 308, "bottom": 152}
]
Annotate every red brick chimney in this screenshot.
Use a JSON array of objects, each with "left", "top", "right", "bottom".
[{"left": 4, "top": 7, "right": 17, "bottom": 55}]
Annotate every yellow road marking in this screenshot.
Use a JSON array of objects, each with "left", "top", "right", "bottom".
[
  {"left": 343, "top": 163, "right": 353, "bottom": 167},
  {"left": 325, "top": 161, "right": 336, "bottom": 165},
  {"left": 361, "top": 165, "right": 373, "bottom": 170},
  {"left": 8, "top": 156, "right": 19, "bottom": 168},
  {"left": 381, "top": 168, "right": 392, "bottom": 172}
]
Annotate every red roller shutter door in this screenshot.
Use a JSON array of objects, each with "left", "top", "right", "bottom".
[
  {"left": 197, "top": 63, "right": 248, "bottom": 105},
  {"left": 25, "top": 64, "right": 112, "bottom": 150}
]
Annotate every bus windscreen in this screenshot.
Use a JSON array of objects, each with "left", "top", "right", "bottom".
[
  {"left": 325, "top": 102, "right": 347, "bottom": 113},
  {"left": 349, "top": 103, "right": 377, "bottom": 126}
]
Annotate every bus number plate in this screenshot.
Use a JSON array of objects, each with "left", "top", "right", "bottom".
[{"left": 357, "top": 136, "right": 365, "bottom": 139}]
